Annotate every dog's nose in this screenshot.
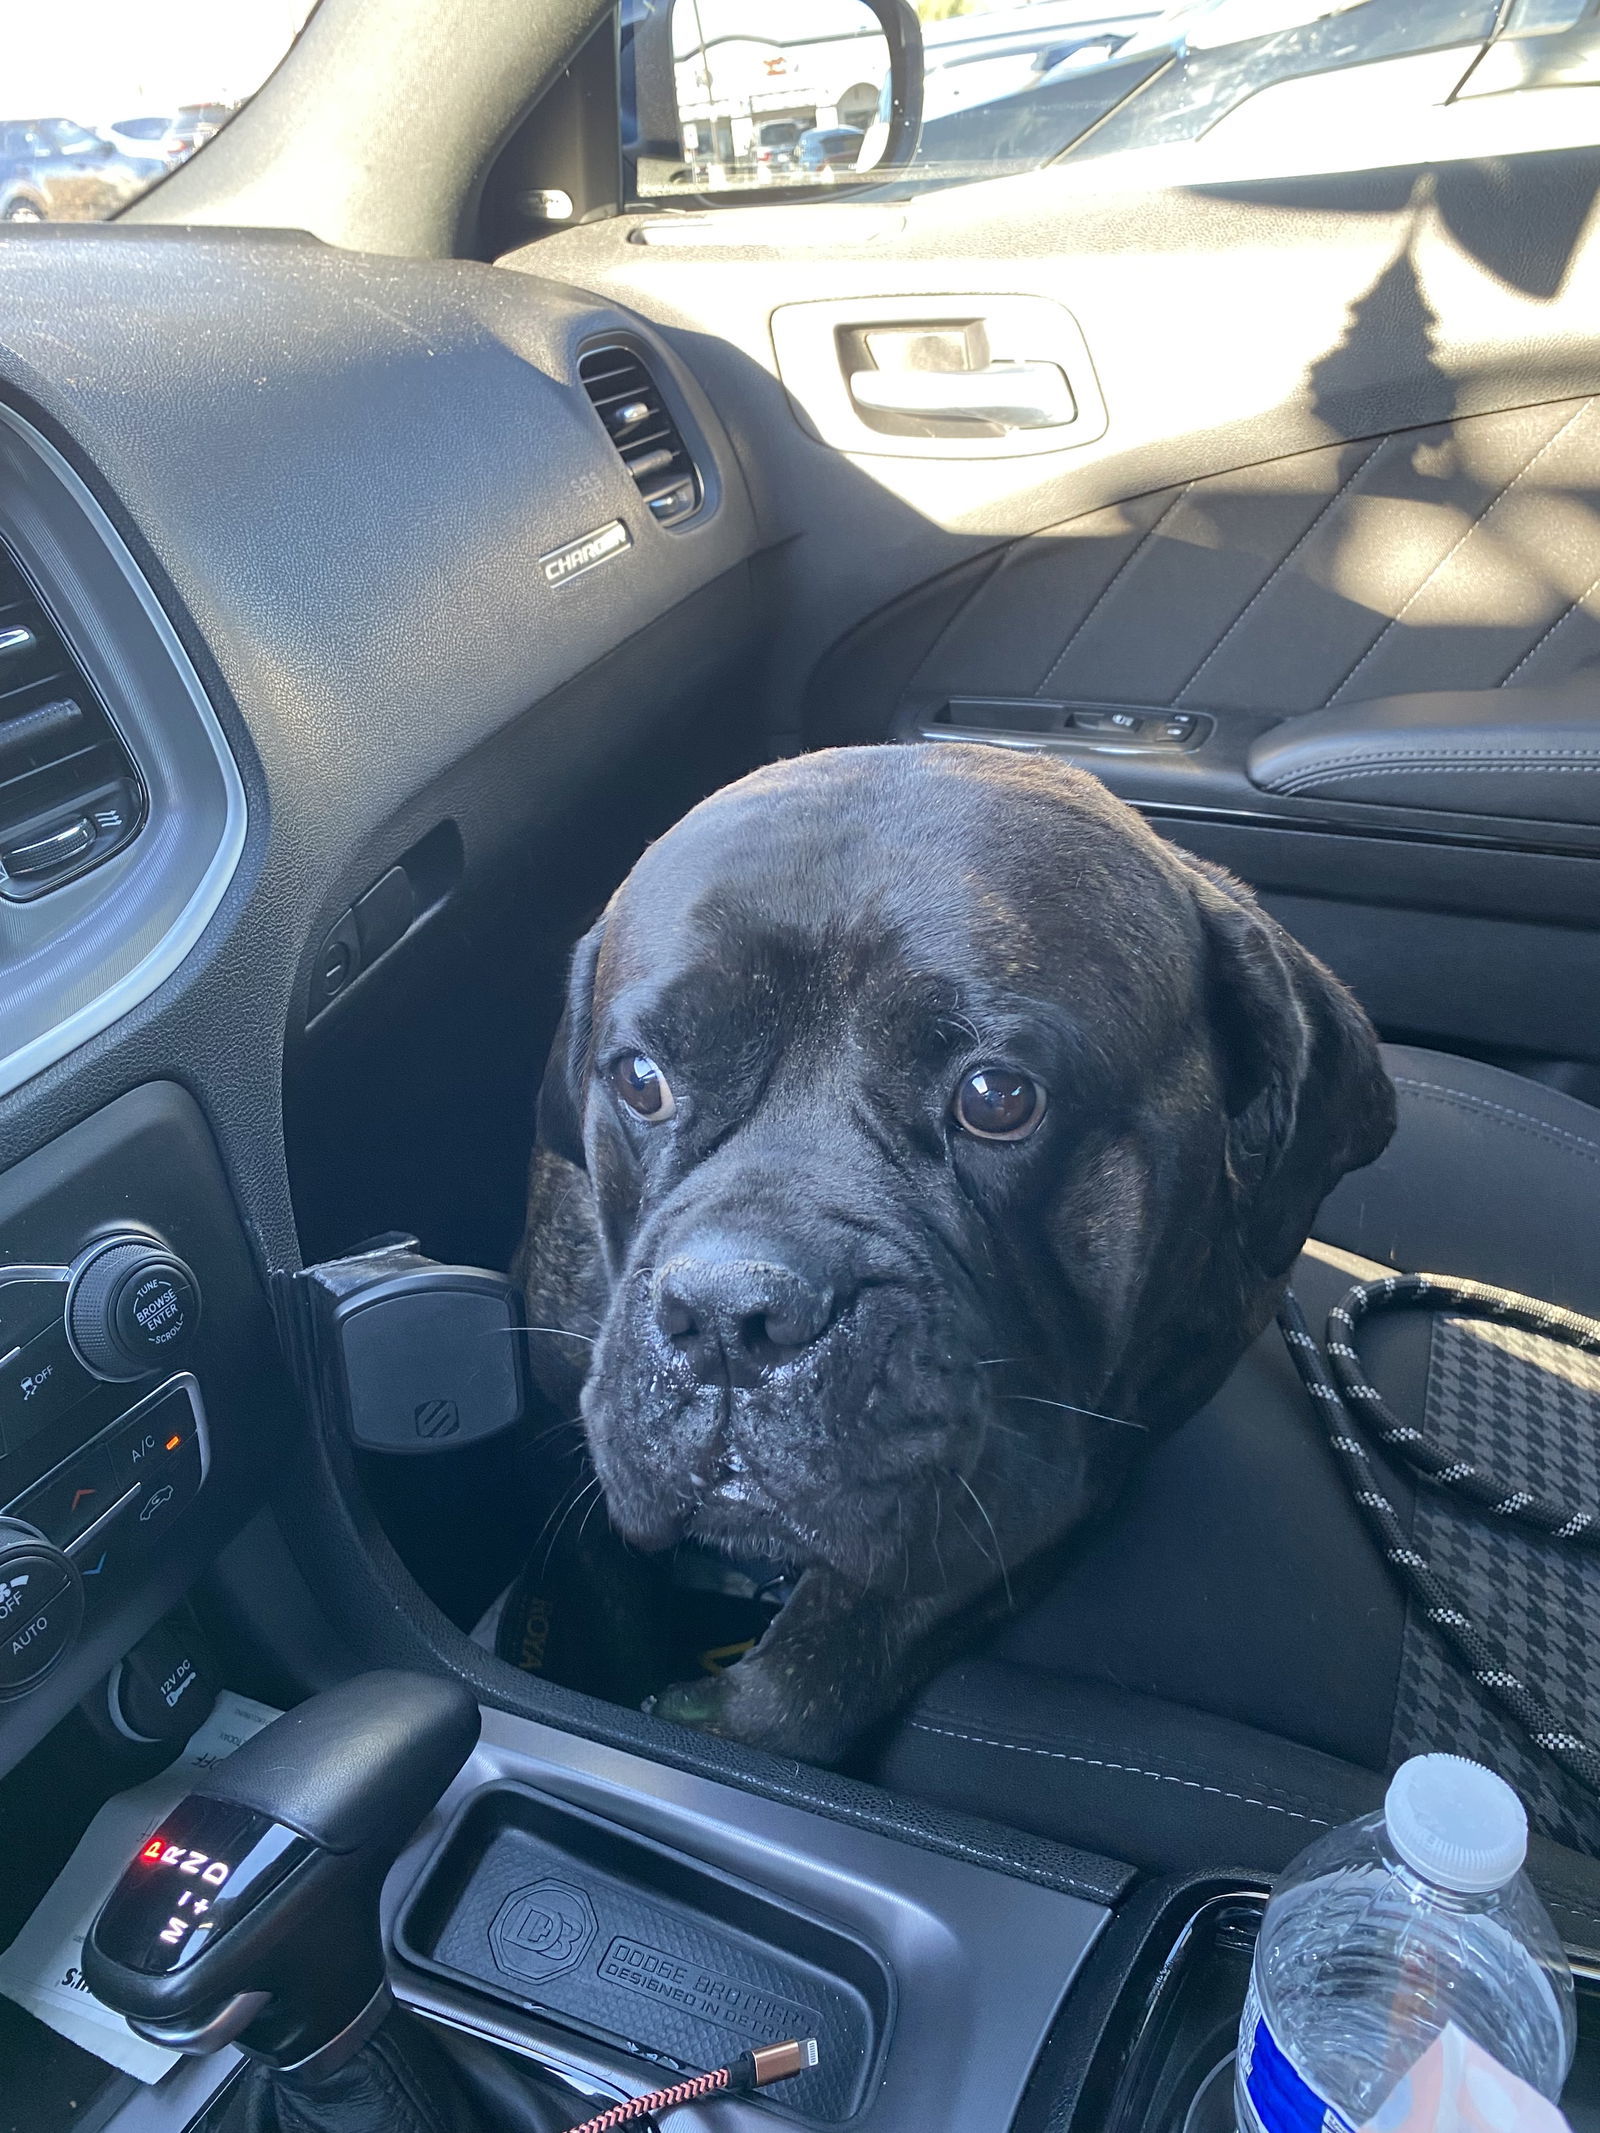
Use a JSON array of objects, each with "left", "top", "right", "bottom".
[{"left": 654, "top": 1253, "right": 835, "bottom": 1388}]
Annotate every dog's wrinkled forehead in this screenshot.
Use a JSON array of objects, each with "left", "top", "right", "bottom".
[{"left": 595, "top": 748, "right": 1200, "bottom": 1046}]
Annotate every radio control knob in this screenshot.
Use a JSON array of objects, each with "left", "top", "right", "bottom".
[
  {"left": 67, "top": 1236, "right": 201, "bottom": 1383},
  {"left": 0, "top": 1517, "right": 82, "bottom": 1697}
]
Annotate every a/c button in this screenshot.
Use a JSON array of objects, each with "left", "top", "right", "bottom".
[{"left": 107, "top": 1397, "right": 194, "bottom": 1492}]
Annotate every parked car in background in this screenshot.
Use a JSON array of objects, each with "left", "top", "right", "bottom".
[
  {"left": 795, "top": 124, "right": 864, "bottom": 176},
  {"left": 0, "top": 117, "right": 164, "bottom": 222},
  {"left": 100, "top": 115, "right": 182, "bottom": 164},
  {"left": 167, "top": 103, "right": 233, "bottom": 157},
  {"left": 753, "top": 118, "right": 804, "bottom": 173},
  {"left": 102, "top": 105, "right": 232, "bottom": 169}
]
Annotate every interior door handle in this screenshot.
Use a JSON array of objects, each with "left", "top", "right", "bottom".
[{"left": 847, "top": 361, "right": 1077, "bottom": 431}]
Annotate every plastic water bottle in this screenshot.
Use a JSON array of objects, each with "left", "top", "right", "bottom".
[{"left": 1235, "top": 1755, "right": 1575, "bottom": 2131}]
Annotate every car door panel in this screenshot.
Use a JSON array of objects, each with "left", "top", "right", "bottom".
[
  {"left": 829, "top": 400, "right": 1600, "bottom": 718},
  {"left": 524, "top": 142, "right": 1600, "bottom": 1067},
  {"left": 524, "top": 148, "right": 1600, "bottom": 710}
]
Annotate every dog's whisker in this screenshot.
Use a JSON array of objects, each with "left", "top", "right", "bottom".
[
  {"left": 924, "top": 1478, "right": 949, "bottom": 1597},
  {"left": 527, "top": 1467, "right": 597, "bottom": 1561},
  {"left": 519, "top": 1422, "right": 585, "bottom": 1455},
  {"left": 1001, "top": 1392, "right": 1149, "bottom": 1432},
  {"left": 980, "top": 1419, "right": 1082, "bottom": 1468},
  {"left": 955, "top": 1472, "right": 1013, "bottom": 1610},
  {"left": 577, "top": 1477, "right": 610, "bottom": 1544},
  {"left": 539, "top": 1474, "right": 605, "bottom": 1577},
  {"left": 487, "top": 1324, "right": 598, "bottom": 1345}
]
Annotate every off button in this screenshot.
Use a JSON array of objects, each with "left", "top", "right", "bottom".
[{"left": 0, "top": 1522, "right": 83, "bottom": 1697}]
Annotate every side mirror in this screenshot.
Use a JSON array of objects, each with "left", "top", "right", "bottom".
[{"left": 622, "top": 0, "right": 923, "bottom": 199}]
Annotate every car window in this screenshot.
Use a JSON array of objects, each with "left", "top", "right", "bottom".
[
  {"left": 628, "top": 0, "right": 1600, "bottom": 203},
  {"left": 896, "top": 0, "right": 1492, "bottom": 182},
  {"left": 3, "top": 0, "right": 316, "bottom": 224}
]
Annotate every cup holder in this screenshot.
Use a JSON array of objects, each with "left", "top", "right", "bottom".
[
  {"left": 1064, "top": 1878, "right": 1600, "bottom": 2133},
  {"left": 1180, "top": 2053, "right": 1236, "bottom": 2133}
]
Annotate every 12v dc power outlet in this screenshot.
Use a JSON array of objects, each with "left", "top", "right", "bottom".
[{"left": 108, "top": 1616, "right": 218, "bottom": 1747}]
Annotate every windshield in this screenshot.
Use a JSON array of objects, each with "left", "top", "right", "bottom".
[{"left": 4, "top": 0, "right": 315, "bottom": 222}]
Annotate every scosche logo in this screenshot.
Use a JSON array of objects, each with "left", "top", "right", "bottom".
[{"left": 541, "top": 520, "right": 632, "bottom": 586}]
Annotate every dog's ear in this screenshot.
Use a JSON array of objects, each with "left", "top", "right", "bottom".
[
  {"left": 536, "top": 918, "right": 606, "bottom": 1169},
  {"left": 1187, "top": 858, "right": 1395, "bottom": 1276}
]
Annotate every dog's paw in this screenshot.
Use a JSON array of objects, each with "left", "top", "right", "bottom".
[
  {"left": 644, "top": 1677, "right": 733, "bottom": 1734},
  {"left": 645, "top": 1667, "right": 852, "bottom": 1763}
]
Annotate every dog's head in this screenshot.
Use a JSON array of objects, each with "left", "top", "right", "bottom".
[{"left": 532, "top": 745, "right": 1393, "bottom": 1582}]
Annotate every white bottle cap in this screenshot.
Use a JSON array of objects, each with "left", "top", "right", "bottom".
[{"left": 1384, "top": 1754, "right": 1529, "bottom": 1893}]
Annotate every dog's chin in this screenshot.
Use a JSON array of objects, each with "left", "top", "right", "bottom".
[
  {"left": 580, "top": 1304, "right": 991, "bottom": 1582},
  {"left": 589, "top": 1409, "right": 954, "bottom": 1586}
]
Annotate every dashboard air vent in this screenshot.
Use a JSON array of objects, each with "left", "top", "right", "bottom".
[
  {"left": 0, "top": 539, "right": 143, "bottom": 900},
  {"left": 578, "top": 344, "right": 702, "bottom": 527}
]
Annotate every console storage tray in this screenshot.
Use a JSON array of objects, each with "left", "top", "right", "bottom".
[{"left": 394, "top": 1783, "right": 890, "bottom": 2123}]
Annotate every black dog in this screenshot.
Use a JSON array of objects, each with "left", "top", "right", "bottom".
[{"left": 515, "top": 744, "right": 1395, "bottom": 1761}]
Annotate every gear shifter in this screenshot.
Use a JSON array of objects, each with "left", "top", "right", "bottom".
[{"left": 84, "top": 1670, "right": 479, "bottom": 2074}]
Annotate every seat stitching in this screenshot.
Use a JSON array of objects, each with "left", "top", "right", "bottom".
[
  {"left": 1501, "top": 564, "right": 1600, "bottom": 684},
  {"left": 1327, "top": 397, "right": 1599, "bottom": 705},
  {"left": 1392, "top": 1076, "right": 1600, "bottom": 1166},
  {"left": 906, "top": 1720, "right": 1335, "bottom": 1826},
  {"left": 1174, "top": 440, "right": 1387, "bottom": 706},
  {"left": 1274, "top": 749, "right": 1600, "bottom": 786},
  {"left": 1275, "top": 760, "right": 1600, "bottom": 794},
  {"left": 1034, "top": 485, "right": 1193, "bottom": 695},
  {"left": 905, "top": 546, "right": 1012, "bottom": 693}
]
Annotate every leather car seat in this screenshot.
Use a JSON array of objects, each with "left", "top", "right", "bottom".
[{"left": 870, "top": 1045, "right": 1600, "bottom": 1940}]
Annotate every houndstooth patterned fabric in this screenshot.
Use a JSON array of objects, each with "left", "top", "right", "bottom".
[{"left": 1389, "top": 1317, "right": 1600, "bottom": 1853}]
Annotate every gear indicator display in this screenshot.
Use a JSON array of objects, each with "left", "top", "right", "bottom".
[{"left": 95, "top": 1796, "right": 313, "bottom": 1974}]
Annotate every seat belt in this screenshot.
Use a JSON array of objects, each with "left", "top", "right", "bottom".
[{"left": 1279, "top": 1276, "right": 1600, "bottom": 1804}]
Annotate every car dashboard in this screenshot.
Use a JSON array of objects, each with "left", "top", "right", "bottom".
[{"left": 0, "top": 227, "right": 762, "bottom": 1774}]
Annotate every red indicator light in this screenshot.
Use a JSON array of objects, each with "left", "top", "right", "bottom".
[
  {"left": 164, "top": 1435, "right": 182, "bottom": 1452},
  {"left": 140, "top": 1838, "right": 164, "bottom": 1863}
]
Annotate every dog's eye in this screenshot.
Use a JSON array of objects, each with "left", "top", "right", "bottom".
[
  {"left": 953, "top": 1068, "right": 1046, "bottom": 1141},
  {"left": 611, "top": 1053, "right": 676, "bottom": 1122}
]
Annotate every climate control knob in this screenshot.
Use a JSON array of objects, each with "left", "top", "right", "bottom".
[
  {"left": 0, "top": 1517, "right": 83, "bottom": 1698},
  {"left": 67, "top": 1235, "right": 201, "bottom": 1383}
]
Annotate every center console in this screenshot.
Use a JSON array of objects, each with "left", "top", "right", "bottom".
[
  {"left": 0, "top": 1081, "right": 287, "bottom": 1766},
  {"left": 376, "top": 1704, "right": 1109, "bottom": 2133}
]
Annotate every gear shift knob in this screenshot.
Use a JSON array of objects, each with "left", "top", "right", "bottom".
[{"left": 84, "top": 1670, "right": 479, "bottom": 2072}]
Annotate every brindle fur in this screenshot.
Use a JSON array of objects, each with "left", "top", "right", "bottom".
[{"left": 515, "top": 746, "right": 1394, "bottom": 1762}]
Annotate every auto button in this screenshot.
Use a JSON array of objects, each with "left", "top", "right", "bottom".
[{"left": 0, "top": 1517, "right": 83, "bottom": 1697}]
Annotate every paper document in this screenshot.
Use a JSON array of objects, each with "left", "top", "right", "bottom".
[
  {"left": 1361, "top": 2022, "right": 1574, "bottom": 2133},
  {"left": 0, "top": 1689, "right": 280, "bottom": 2083}
]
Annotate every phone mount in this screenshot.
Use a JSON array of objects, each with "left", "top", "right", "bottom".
[
  {"left": 280, "top": 1235, "right": 527, "bottom": 1456},
  {"left": 83, "top": 1671, "right": 479, "bottom": 2075}
]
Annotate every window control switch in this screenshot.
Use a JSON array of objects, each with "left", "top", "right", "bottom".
[{"left": 1069, "top": 709, "right": 1147, "bottom": 737}]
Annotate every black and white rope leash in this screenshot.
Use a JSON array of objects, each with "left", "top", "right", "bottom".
[{"left": 1277, "top": 1274, "right": 1600, "bottom": 1803}]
